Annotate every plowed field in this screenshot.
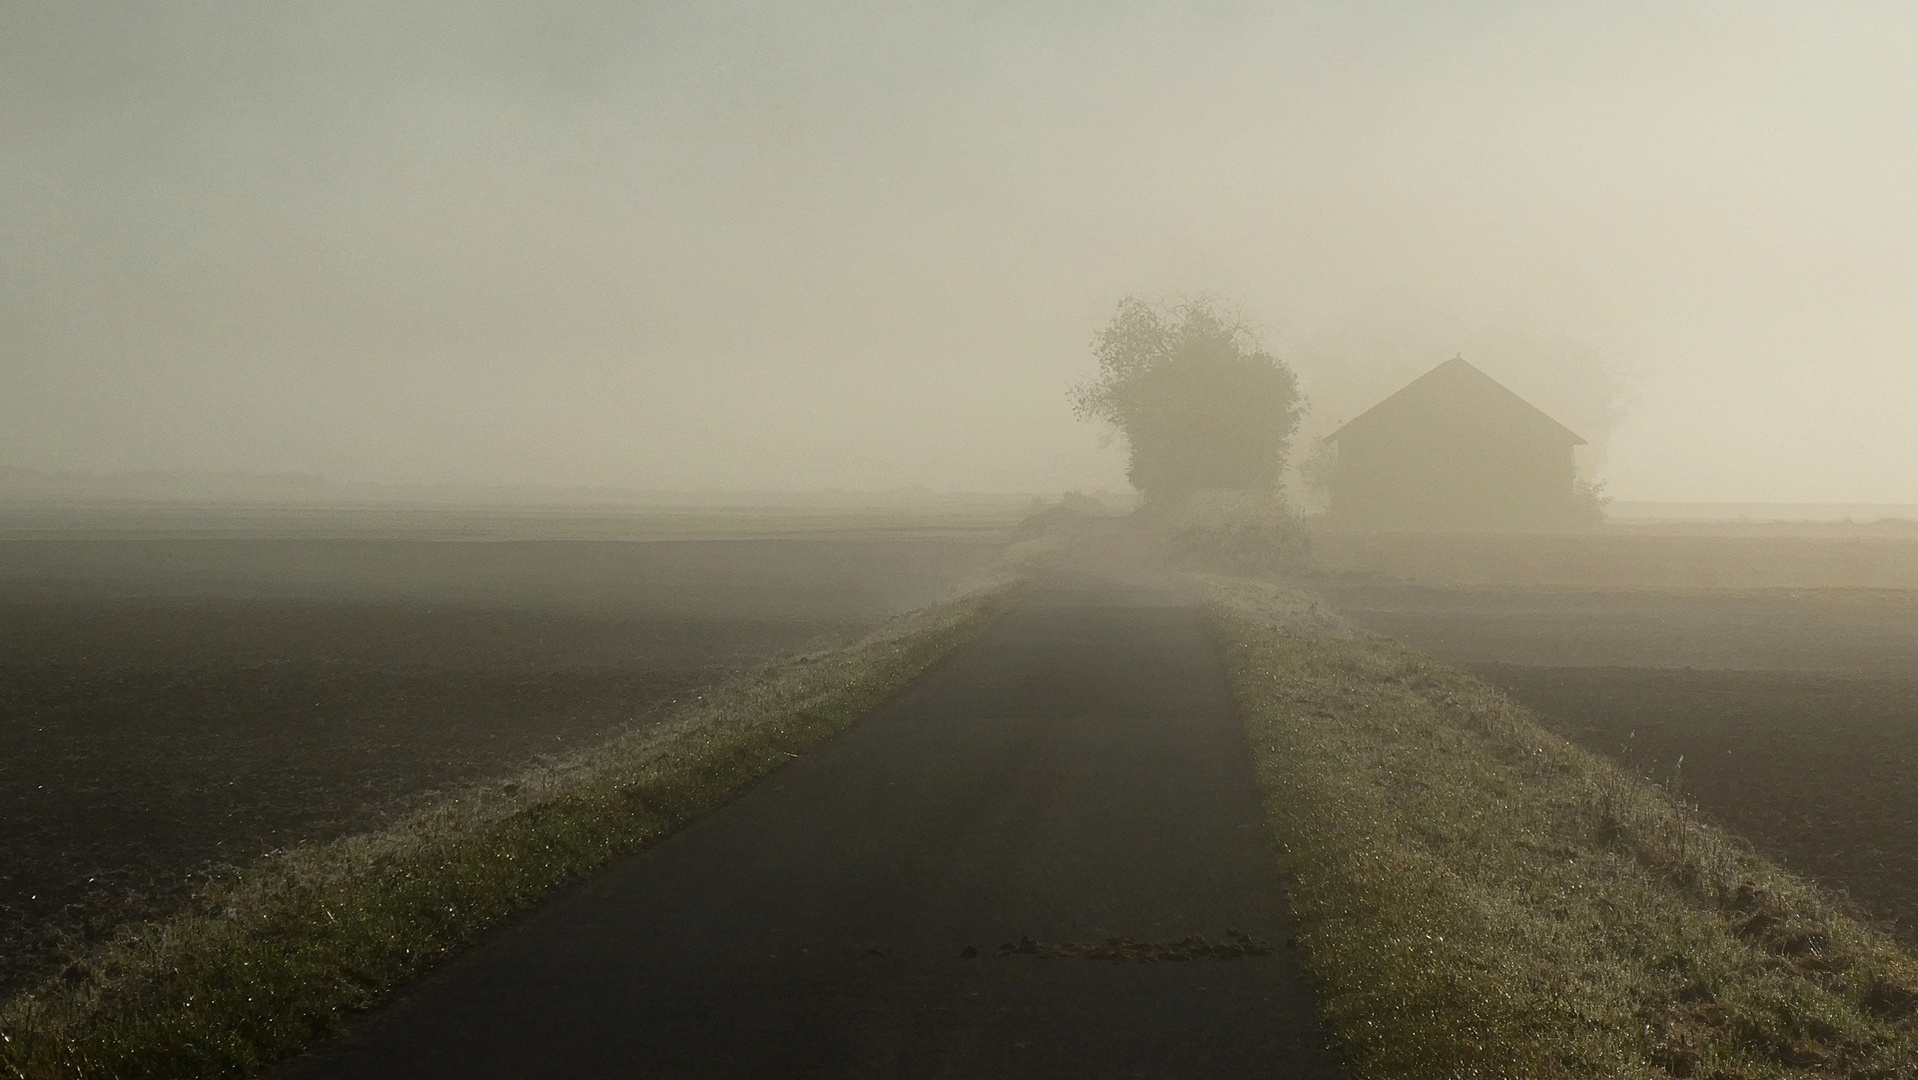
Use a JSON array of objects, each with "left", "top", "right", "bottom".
[
  {"left": 1, "top": 530, "right": 1004, "bottom": 995},
  {"left": 1328, "top": 584, "right": 1918, "bottom": 942}
]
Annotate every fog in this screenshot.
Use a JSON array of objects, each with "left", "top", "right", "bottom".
[{"left": 5, "top": 2, "right": 1917, "bottom": 502}]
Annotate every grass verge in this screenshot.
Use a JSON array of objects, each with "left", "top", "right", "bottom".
[
  {"left": 1197, "top": 573, "right": 1918, "bottom": 1079},
  {"left": 0, "top": 581, "right": 1018, "bottom": 1080}
]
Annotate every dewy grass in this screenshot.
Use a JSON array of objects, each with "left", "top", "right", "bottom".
[
  {"left": 0, "top": 581, "right": 1018, "bottom": 1080},
  {"left": 1197, "top": 573, "right": 1918, "bottom": 1080}
]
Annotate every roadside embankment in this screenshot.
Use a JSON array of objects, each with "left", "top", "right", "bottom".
[
  {"left": 1199, "top": 572, "right": 1918, "bottom": 1079},
  {"left": 0, "top": 577, "right": 1021, "bottom": 1080}
]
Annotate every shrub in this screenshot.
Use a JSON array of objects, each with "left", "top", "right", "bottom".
[
  {"left": 1150, "top": 490, "right": 1310, "bottom": 574},
  {"left": 1012, "top": 491, "right": 1112, "bottom": 540}
]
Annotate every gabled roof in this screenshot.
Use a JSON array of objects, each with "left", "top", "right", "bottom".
[{"left": 1323, "top": 356, "right": 1585, "bottom": 446}]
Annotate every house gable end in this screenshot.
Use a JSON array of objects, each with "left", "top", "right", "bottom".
[{"left": 1324, "top": 357, "right": 1586, "bottom": 448}]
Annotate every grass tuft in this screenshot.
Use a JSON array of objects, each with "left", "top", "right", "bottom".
[
  {"left": 1197, "top": 572, "right": 1918, "bottom": 1079},
  {"left": 0, "top": 583, "right": 1017, "bottom": 1080}
]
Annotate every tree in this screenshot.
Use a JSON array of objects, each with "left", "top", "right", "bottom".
[{"left": 1071, "top": 297, "right": 1304, "bottom": 506}]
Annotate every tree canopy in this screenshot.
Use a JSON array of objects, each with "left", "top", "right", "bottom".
[{"left": 1071, "top": 297, "right": 1304, "bottom": 505}]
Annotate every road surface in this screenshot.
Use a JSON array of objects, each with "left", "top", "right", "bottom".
[{"left": 285, "top": 566, "right": 1342, "bottom": 1078}]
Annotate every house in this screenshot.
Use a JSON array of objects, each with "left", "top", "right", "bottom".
[{"left": 1323, "top": 356, "right": 1589, "bottom": 529}]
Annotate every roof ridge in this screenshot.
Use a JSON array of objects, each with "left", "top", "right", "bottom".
[{"left": 1323, "top": 357, "right": 1585, "bottom": 445}]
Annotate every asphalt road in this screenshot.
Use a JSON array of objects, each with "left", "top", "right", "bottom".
[{"left": 285, "top": 566, "right": 1342, "bottom": 1078}]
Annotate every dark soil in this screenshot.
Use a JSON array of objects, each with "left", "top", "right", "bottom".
[
  {"left": 1471, "top": 664, "right": 1918, "bottom": 942},
  {"left": 1323, "top": 583, "right": 1918, "bottom": 671},
  {"left": 0, "top": 534, "right": 1003, "bottom": 997},
  {"left": 1325, "top": 583, "right": 1918, "bottom": 943}
]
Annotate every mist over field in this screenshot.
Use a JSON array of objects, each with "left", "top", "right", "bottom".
[
  {"left": 15, "top": 10, "right": 1918, "bottom": 1075},
  {"left": 5, "top": 2, "right": 1918, "bottom": 503}
]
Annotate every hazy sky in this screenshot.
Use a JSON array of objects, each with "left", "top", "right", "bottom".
[{"left": 5, "top": 2, "right": 1917, "bottom": 501}]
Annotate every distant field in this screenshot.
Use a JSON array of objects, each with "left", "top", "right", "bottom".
[
  {"left": 1326, "top": 582, "right": 1918, "bottom": 942},
  {"left": 0, "top": 495, "right": 1036, "bottom": 544},
  {"left": 1312, "top": 524, "right": 1918, "bottom": 589},
  {"left": 0, "top": 503, "right": 1014, "bottom": 996}
]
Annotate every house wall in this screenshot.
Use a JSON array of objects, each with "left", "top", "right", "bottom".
[{"left": 1329, "top": 418, "right": 1579, "bottom": 529}]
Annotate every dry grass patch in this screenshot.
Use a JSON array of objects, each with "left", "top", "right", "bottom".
[
  {"left": 0, "top": 583, "right": 1016, "bottom": 1080},
  {"left": 1198, "top": 573, "right": 1918, "bottom": 1079}
]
